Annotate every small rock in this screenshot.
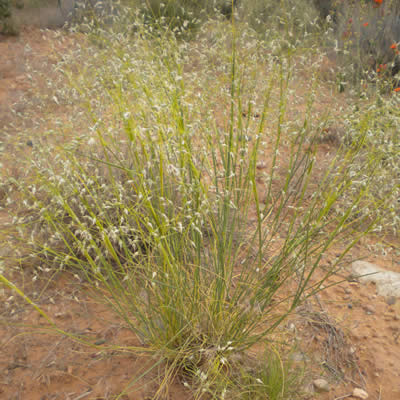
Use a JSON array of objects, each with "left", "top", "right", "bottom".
[
  {"left": 288, "top": 323, "right": 296, "bottom": 332},
  {"left": 364, "top": 305, "right": 375, "bottom": 314},
  {"left": 256, "top": 162, "right": 267, "bottom": 170},
  {"left": 352, "top": 387, "right": 368, "bottom": 399},
  {"left": 386, "top": 296, "right": 396, "bottom": 305},
  {"left": 313, "top": 378, "right": 330, "bottom": 392},
  {"left": 351, "top": 261, "right": 400, "bottom": 298},
  {"left": 290, "top": 352, "right": 309, "bottom": 362},
  {"left": 0, "top": 246, "right": 12, "bottom": 258}
]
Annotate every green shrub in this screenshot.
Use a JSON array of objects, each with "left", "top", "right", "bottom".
[
  {"left": 331, "top": 0, "right": 400, "bottom": 86},
  {"left": 0, "top": 0, "right": 17, "bottom": 35},
  {"left": 0, "top": 0, "right": 11, "bottom": 19},
  {"left": 239, "top": 0, "right": 322, "bottom": 39},
  {"left": 69, "top": 0, "right": 237, "bottom": 35}
]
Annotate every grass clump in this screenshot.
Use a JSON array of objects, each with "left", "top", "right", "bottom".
[
  {"left": 339, "top": 93, "right": 400, "bottom": 234},
  {"left": 241, "top": 354, "right": 300, "bottom": 400},
  {"left": 1, "top": 4, "right": 392, "bottom": 399}
]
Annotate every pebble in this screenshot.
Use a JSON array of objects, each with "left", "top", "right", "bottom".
[
  {"left": 351, "top": 261, "right": 400, "bottom": 298},
  {"left": 290, "top": 352, "right": 309, "bottom": 362},
  {"left": 54, "top": 312, "right": 70, "bottom": 319},
  {"left": 386, "top": 296, "right": 396, "bottom": 305},
  {"left": 313, "top": 378, "right": 330, "bottom": 392},
  {"left": 364, "top": 305, "right": 375, "bottom": 314},
  {"left": 256, "top": 161, "right": 267, "bottom": 170},
  {"left": 352, "top": 387, "right": 369, "bottom": 399}
]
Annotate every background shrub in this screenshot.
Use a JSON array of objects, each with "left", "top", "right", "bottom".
[
  {"left": 0, "top": 0, "right": 16, "bottom": 34},
  {"left": 0, "top": 0, "right": 11, "bottom": 19},
  {"left": 240, "top": 0, "right": 321, "bottom": 41},
  {"left": 326, "top": 0, "right": 400, "bottom": 86}
]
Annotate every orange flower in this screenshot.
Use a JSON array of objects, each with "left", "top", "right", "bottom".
[
  {"left": 363, "top": 22, "right": 369, "bottom": 27},
  {"left": 391, "top": 43, "right": 398, "bottom": 50},
  {"left": 373, "top": 0, "right": 383, "bottom": 6},
  {"left": 377, "top": 64, "right": 387, "bottom": 73},
  {"left": 394, "top": 88, "right": 400, "bottom": 92}
]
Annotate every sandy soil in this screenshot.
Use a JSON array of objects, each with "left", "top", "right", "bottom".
[{"left": 1, "top": 24, "right": 400, "bottom": 400}]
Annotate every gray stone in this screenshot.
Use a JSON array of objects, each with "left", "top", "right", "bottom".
[
  {"left": 386, "top": 296, "right": 396, "bottom": 305},
  {"left": 351, "top": 261, "right": 400, "bottom": 298}
]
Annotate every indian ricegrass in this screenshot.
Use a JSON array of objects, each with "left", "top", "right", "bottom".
[{"left": 2, "top": 9, "right": 388, "bottom": 398}]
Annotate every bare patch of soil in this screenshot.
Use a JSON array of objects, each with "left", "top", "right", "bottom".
[
  {"left": 305, "top": 243, "right": 400, "bottom": 399},
  {"left": 1, "top": 272, "right": 190, "bottom": 400}
]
